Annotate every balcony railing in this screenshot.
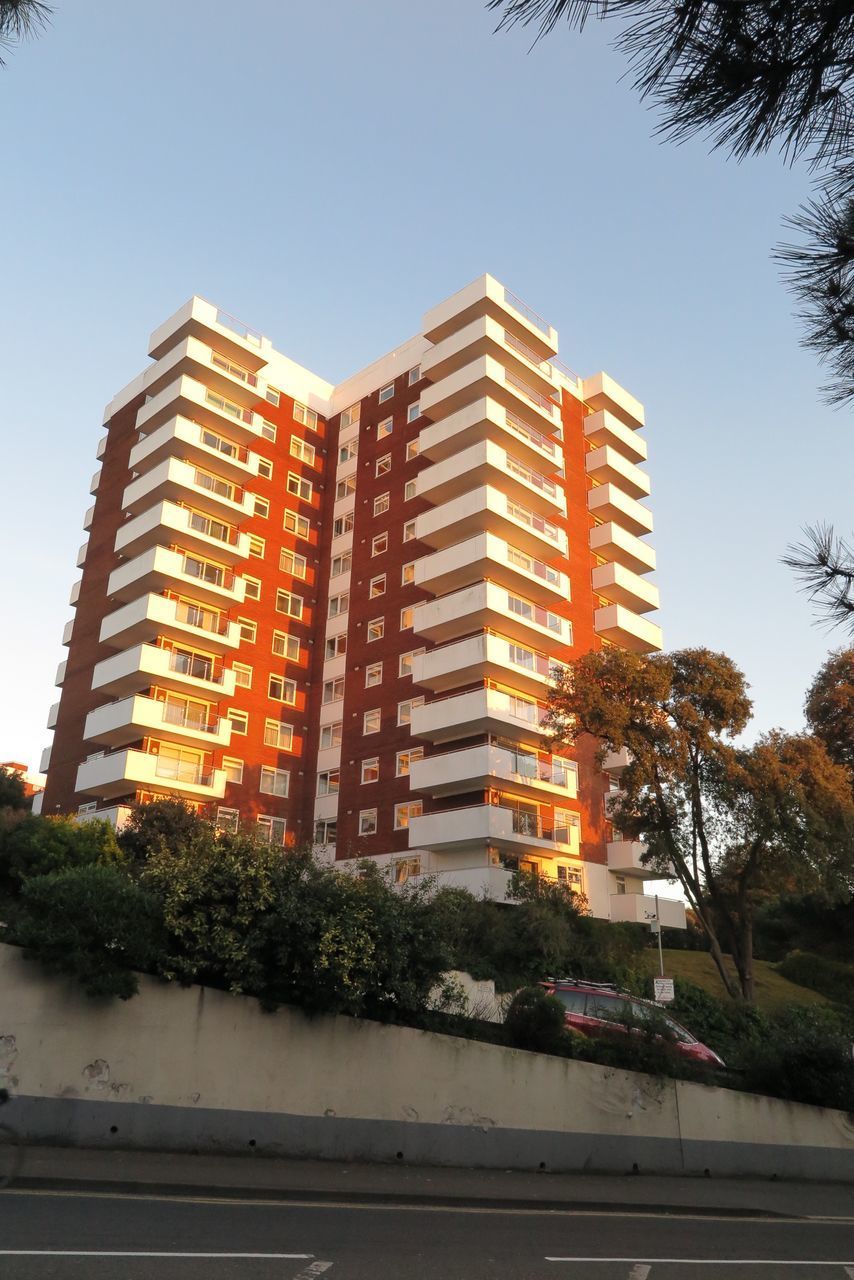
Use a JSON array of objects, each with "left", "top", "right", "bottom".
[
  {"left": 173, "top": 599, "right": 230, "bottom": 635},
  {"left": 161, "top": 701, "right": 220, "bottom": 734},
  {"left": 505, "top": 410, "right": 556, "bottom": 457},
  {"left": 503, "top": 805, "right": 576, "bottom": 844},
  {"left": 504, "top": 329, "right": 551, "bottom": 372},
  {"left": 503, "top": 288, "right": 551, "bottom": 337},
  {"left": 507, "top": 544, "right": 562, "bottom": 587},
  {"left": 215, "top": 307, "right": 262, "bottom": 348},
  {"left": 507, "top": 591, "right": 564, "bottom": 635},
  {"left": 192, "top": 468, "right": 242, "bottom": 504},
  {"left": 504, "top": 638, "right": 553, "bottom": 681},
  {"left": 210, "top": 350, "right": 258, "bottom": 387},
  {"left": 185, "top": 509, "right": 240, "bottom": 546},
  {"left": 504, "top": 453, "right": 558, "bottom": 499},
  {"left": 153, "top": 755, "right": 216, "bottom": 786},
  {"left": 505, "top": 497, "right": 562, "bottom": 544},
  {"left": 199, "top": 427, "right": 250, "bottom": 464},
  {"left": 168, "top": 650, "right": 224, "bottom": 684},
  {"left": 204, "top": 389, "right": 255, "bottom": 425},
  {"left": 181, "top": 553, "right": 236, "bottom": 591},
  {"left": 505, "top": 370, "right": 556, "bottom": 417}
]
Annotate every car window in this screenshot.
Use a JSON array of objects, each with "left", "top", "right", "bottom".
[
  {"left": 663, "top": 1015, "right": 695, "bottom": 1044},
  {"left": 586, "top": 993, "right": 631, "bottom": 1021},
  {"left": 552, "top": 990, "right": 587, "bottom": 1014}
]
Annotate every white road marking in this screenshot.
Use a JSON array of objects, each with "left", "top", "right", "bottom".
[
  {"left": 546, "top": 1261, "right": 854, "bottom": 1267},
  {"left": 292, "top": 1264, "right": 333, "bottom": 1279},
  {"left": 628, "top": 1267, "right": 651, "bottom": 1280},
  {"left": 0, "top": 1252, "right": 313, "bottom": 1259}
]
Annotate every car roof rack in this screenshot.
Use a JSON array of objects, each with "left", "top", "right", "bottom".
[{"left": 545, "top": 977, "right": 621, "bottom": 992}]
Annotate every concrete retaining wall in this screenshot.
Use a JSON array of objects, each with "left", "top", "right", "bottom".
[{"left": 2, "top": 944, "right": 853, "bottom": 1179}]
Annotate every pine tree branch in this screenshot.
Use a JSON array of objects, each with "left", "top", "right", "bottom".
[{"left": 782, "top": 523, "right": 854, "bottom": 633}]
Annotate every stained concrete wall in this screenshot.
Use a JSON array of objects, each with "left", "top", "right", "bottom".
[{"left": 2, "top": 944, "right": 853, "bottom": 1180}]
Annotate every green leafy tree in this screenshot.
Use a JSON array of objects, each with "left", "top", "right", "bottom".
[
  {"left": 118, "top": 797, "right": 212, "bottom": 863},
  {"left": 0, "top": 766, "right": 29, "bottom": 811},
  {"left": 0, "top": 814, "right": 123, "bottom": 894},
  {"left": 548, "top": 647, "right": 854, "bottom": 1001},
  {"left": 1, "top": 0, "right": 51, "bottom": 63},
  {"left": 805, "top": 646, "right": 854, "bottom": 773}
]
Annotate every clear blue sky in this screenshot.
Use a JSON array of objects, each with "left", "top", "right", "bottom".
[{"left": 1, "top": 0, "right": 850, "bottom": 772}]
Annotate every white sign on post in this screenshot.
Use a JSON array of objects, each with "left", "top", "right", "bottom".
[{"left": 653, "top": 977, "right": 675, "bottom": 1004}]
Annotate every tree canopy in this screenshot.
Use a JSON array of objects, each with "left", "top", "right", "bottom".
[{"left": 805, "top": 646, "right": 854, "bottom": 774}]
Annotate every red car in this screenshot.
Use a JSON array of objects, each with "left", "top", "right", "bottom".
[{"left": 541, "top": 979, "right": 725, "bottom": 1067}]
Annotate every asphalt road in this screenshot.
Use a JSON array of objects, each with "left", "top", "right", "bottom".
[{"left": 2, "top": 1188, "right": 854, "bottom": 1279}]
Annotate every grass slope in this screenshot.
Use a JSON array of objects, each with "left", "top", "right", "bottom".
[{"left": 650, "top": 949, "right": 829, "bottom": 1011}]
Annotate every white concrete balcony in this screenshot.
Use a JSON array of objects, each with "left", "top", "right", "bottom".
[
  {"left": 411, "top": 687, "right": 550, "bottom": 747},
  {"left": 69, "top": 579, "right": 81, "bottom": 606},
  {"left": 135, "top": 375, "right": 263, "bottom": 444},
  {"left": 46, "top": 701, "right": 60, "bottom": 729},
  {"left": 584, "top": 408, "right": 647, "bottom": 463},
  {"left": 607, "top": 840, "right": 657, "bottom": 878},
  {"left": 590, "top": 521, "right": 656, "bottom": 576},
  {"left": 107, "top": 546, "right": 246, "bottom": 609},
  {"left": 595, "top": 604, "right": 663, "bottom": 654},
  {"left": 413, "top": 579, "right": 572, "bottom": 649},
  {"left": 588, "top": 483, "right": 653, "bottom": 537},
  {"left": 413, "top": 632, "right": 559, "bottom": 698},
  {"left": 409, "top": 803, "right": 579, "bottom": 858},
  {"left": 123, "top": 457, "right": 255, "bottom": 524},
  {"left": 423, "top": 274, "right": 558, "bottom": 359},
  {"left": 54, "top": 659, "right": 67, "bottom": 687},
  {"left": 415, "top": 486, "right": 567, "bottom": 559},
  {"left": 421, "top": 355, "right": 559, "bottom": 432},
  {"left": 149, "top": 296, "right": 268, "bottom": 368},
  {"left": 142, "top": 334, "right": 265, "bottom": 408},
  {"left": 417, "top": 438, "right": 565, "bottom": 517},
  {"left": 76, "top": 541, "right": 88, "bottom": 568},
  {"left": 39, "top": 745, "right": 52, "bottom": 773},
  {"left": 91, "top": 642, "right": 237, "bottom": 700},
  {"left": 100, "top": 592, "right": 241, "bottom": 653},
  {"left": 603, "top": 747, "right": 632, "bottom": 775},
  {"left": 75, "top": 748, "right": 227, "bottom": 802},
  {"left": 585, "top": 446, "right": 650, "bottom": 500},
  {"left": 414, "top": 532, "right": 568, "bottom": 602},
  {"left": 82, "top": 505, "right": 95, "bottom": 531},
  {"left": 115, "top": 500, "right": 251, "bottom": 564},
  {"left": 581, "top": 372, "right": 645, "bottom": 430},
  {"left": 129, "top": 415, "right": 261, "bottom": 485},
  {"left": 422, "top": 313, "right": 558, "bottom": 400},
  {"left": 592, "top": 562, "right": 660, "bottom": 614},
  {"left": 89, "top": 469, "right": 100, "bottom": 495},
  {"left": 609, "top": 892, "right": 686, "bottom": 930},
  {"left": 84, "top": 694, "right": 232, "bottom": 751},
  {"left": 419, "top": 397, "right": 561, "bottom": 473},
  {"left": 410, "top": 743, "right": 577, "bottom": 802},
  {"left": 62, "top": 619, "right": 74, "bottom": 646},
  {"left": 96, "top": 433, "right": 108, "bottom": 461}
]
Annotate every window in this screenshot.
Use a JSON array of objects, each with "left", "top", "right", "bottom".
[
  {"left": 395, "top": 747, "right": 424, "bottom": 777},
  {"left": 325, "top": 634, "right": 347, "bottom": 660},
  {"left": 554, "top": 809, "right": 581, "bottom": 845},
  {"left": 294, "top": 401, "right": 318, "bottom": 430},
  {"left": 320, "top": 722, "right": 342, "bottom": 750},
  {"left": 268, "top": 674, "right": 297, "bottom": 704},
  {"left": 248, "top": 534, "right": 265, "bottom": 559},
  {"left": 223, "top": 757, "right": 244, "bottom": 784},
  {"left": 379, "top": 382, "right": 394, "bottom": 403},
  {"left": 375, "top": 453, "right": 391, "bottom": 477},
  {"left": 407, "top": 401, "right": 421, "bottom": 424},
  {"left": 367, "top": 617, "right": 384, "bottom": 642},
  {"left": 358, "top": 809, "right": 378, "bottom": 835},
  {"left": 371, "top": 532, "right": 388, "bottom": 556},
  {"left": 253, "top": 495, "right": 270, "bottom": 519},
  {"left": 363, "top": 708, "right": 381, "bottom": 734},
  {"left": 336, "top": 475, "right": 357, "bottom": 501},
  {"left": 403, "top": 519, "right": 416, "bottom": 542},
  {"left": 401, "top": 561, "right": 415, "bottom": 586},
  {"left": 227, "top": 709, "right": 248, "bottom": 735},
  {"left": 361, "top": 757, "right": 380, "bottom": 784},
  {"left": 243, "top": 575, "right": 261, "bottom": 600},
  {"left": 397, "top": 697, "right": 424, "bottom": 726},
  {"left": 328, "top": 591, "right": 349, "bottom": 618},
  {"left": 373, "top": 492, "right": 390, "bottom": 516},
  {"left": 272, "top": 631, "right": 300, "bottom": 662},
  {"left": 323, "top": 677, "right": 345, "bottom": 703},
  {"left": 260, "top": 766, "right": 290, "bottom": 797},
  {"left": 377, "top": 416, "right": 393, "bottom": 439},
  {"left": 340, "top": 403, "right": 360, "bottom": 429},
  {"left": 394, "top": 800, "right": 423, "bottom": 830},
  {"left": 317, "top": 770, "right": 340, "bottom": 796},
  {"left": 264, "top": 719, "right": 294, "bottom": 750},
  {"left": 398, "top": 648, "right": 424, "bottom": 677},
  {"left": 261, "top": 419, "right": 277, "bottom": 442},
  {"left": 238, "top": 617, "right": 257, "bottom": 644},
  {"left": 279, "top": 548, "right": 308, "bottom": 578},
  {"left": 290, "top": 436, "right": 316, "bottom": 466},
  {"left": 331, "top": 552, "right": 352, "bottom": 577},
  {"left": 365, "top": 662, "right": 383, "bottom": 687},
  {"left": 314, "top": 818, "right": 337, "bottom": 845},
  {"left": 257, "top": 815, "right": 287, "bottom": 846},
  {"left": 404, "top": 480, "right": 417, "bottom": 501},
  {"left": 287, "top": 472, "right": 312, "bottom": 503},
  {"left": 408, "top": 365, "right": 420, "bottom": 385},
  {"left": 265, "top": 387, "right": 281, "bottom": 407},
  {"left": 283, "top": 509, "right": 310, "bottom": 539},
  {"left": 257, "top": 457, "right": 273, "bottom": 480},
  {"left": 369, "top": 574, "right": 386, "bottom": 598},
  {"left": 400, "top": 606, "right": 414, "bottom": 629},
  {"left": 333, "top": 512, "right": 354, "bottom": 538},
  {"left": 232, "top": 662, "right": 253, "bottom": 688},
  {"left": 216, "top": 806, "right": 239, "bottom": 834},
  {"left": 339, "top": 439, "right": 358, "bottom": 463},
  {"left": 406, "top": 438, "right": 420, "bottom": 461},
  {"left": 275, "top": 589, "right": 303, "bottom": 619},
  {"left": 394, "top": 856, "right": 421, "bottom": 884}
]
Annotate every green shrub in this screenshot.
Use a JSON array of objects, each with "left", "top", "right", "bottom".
[
  {"left": 14, "top": 863, "right": 163, "bottom": 999},
  {"left": 669, "top": 978, "right": 765, "bottom": 1063},
  {"left": 736, "top": 1005, "right": 854, "bottom": 1111},
  {"left": 777, "top": 950, "right": 854, "bottom": 1007},
  {"left": 504, "top": 986, "right": 572, "bottom": 1054},
  {"left": 118, "top": 798, "right": 211, "bottom": 863},
  {"left": 0, "top": 814, "right": 123, "bottom": 893}
]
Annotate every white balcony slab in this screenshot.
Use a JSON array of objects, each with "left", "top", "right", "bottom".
[
  {"left": 84, "top": 694, "right": 232, "bottom": 751},
  {"left": 581, "top": 371, "right": 645, "bottom": 430},
  {"left": 149, "top": 296, "right": 268, "bottom": 367},
  {"left": 122, "top": 457, "right": 254, "bottom": 523},
  {"left": 607, "top": 840, "right": 657, "bottom": 878},
  {"left": 422, "top": 273, "right": 558, "bottom": 357},
  {"left": 129, "top": 415, "right": 262, "bottom": 484},
  {"left": 419, "top": 396, "right": 561, "bottom": 472},
  {"left": 583, "top": 408, "right": 647, "bottom": 463},
  {"left": 585, "top": 446, "right": 650, "bottom": 499},
  {"left": 592, "top": 562, "right": 660, "bottom": 614},
  {"left": 415, "top": 485, "right": 566, "bottom": 559},
  {"left": 415, "top": 531, "right": 568, "bottom": 601},
  {"left": 107, "top": 546, "right": 246, "bottom": 609},
  {"left": 91, "top": 642, "right": 237, "bottom": 699},
  {"left": 39, "top": 745, "right": 52, "bottom": 773},
  {"left": 409, "top": 803, "right": 579, "bottom": 857},
  {"left": 609, "top": 892, "right": 685, "bottom": 930},
  {"left": 422, "top": 313, "right": 557, "bottom": 399},
  {"left": 411, "top": 687, "right": 550, "bottom": 747},
  {"left": 417, "top": 437, "right": 564, "bottom": 516},
  {"left": 588, "top": 483, "right": 653, "bottom": 537},
  {"left": 76, "top": 747, "right": 227, "bottom": 802},
  {"left": 595, "top": 604, "right": 663, "bottom": 654},
  {"left": 46, "top": 701, "right": 60, "bottom": 730},
  {"left": 100, "top": 592, "right": 241, "bottom": 652},
  {"left": 413, "top": 580, "right": 572, "bottom": 649},
  {"left": 135, "top": 374, "right": 263, "bottom": 444},
  {"left": 410, "top": 743, "right": 577, "bottom": 802},
  {"left": 115, "top": 500, "right": 250, "bottom": 564},
  {"left": 421, "top": 354, "right": 559, "bottom": 431},
  {"left": 413, "top": 632, "right": 559, "bottom": 697},
  {"left": 589, "top": 521, "right": 656, "bottom": 576}
]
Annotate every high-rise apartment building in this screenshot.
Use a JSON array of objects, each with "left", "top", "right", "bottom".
[{"left": 37, "top": 275, "right": 684, "bottom": 927}]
